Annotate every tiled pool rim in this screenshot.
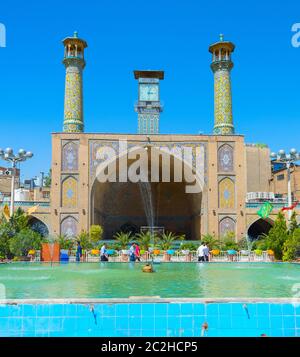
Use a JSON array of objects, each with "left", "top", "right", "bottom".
[{"left": 1, "top": 298, "right": 300, "bottom": 337}]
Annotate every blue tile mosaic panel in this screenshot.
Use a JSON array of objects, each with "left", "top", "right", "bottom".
[{"left": 0, "top": 302, "right": 299, "bottom": 337}]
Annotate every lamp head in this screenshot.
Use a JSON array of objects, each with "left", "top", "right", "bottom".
[
  {"left": 25, "top": 151, "right": 33, "bottom": 158},
  {"left": 18, "top": 149, "right": 26, "bottom": 157}
]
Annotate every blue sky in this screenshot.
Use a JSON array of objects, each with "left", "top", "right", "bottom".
[{"left": 0, "top": 0, "right": 299, "bottom": 179}]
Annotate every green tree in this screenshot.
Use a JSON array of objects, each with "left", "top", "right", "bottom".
[
  {"left": 77, "top": 231, "right": 93, "bottom": 250},
  {"left": 289, "top": 211, "right": 299, "bottom": 233},
  {"left": 114, "top": 232, "right": 132, "bottom": 250},
  {"left": 264, "top": 212, "right": 289, "bottom": 260},
  {"left": 283, "top": 228, "right": 300, "bottom": 261},
  {"left": 90, "top": 225, "right": 103, "bottom": 244},
  {"left": 54, "top": 234, "right": 74, "bottom": 250},
  {"left": 159, "top": 232, "right": 183, "bottom": 250},
  {"left": 44, "top": 169, "right": 52, "bottom": 188},
  {"left": 220, "top": 232, "right": 238, "bottom": 251},
  {"left": 9, "top": 228, "right": 44, "bottom": 257},
  {"left": 201, "top": 234, "right": 220, "bottom": 249},
  {"left": 136, "top": 231, "right": 159, "bottom": 250}
]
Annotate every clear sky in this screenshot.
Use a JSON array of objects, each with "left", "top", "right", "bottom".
[{"left": 0, "top": 0, "right": 299, "bottom": 179}]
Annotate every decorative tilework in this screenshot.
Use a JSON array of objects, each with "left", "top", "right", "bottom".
[
  {"left": 219, "top": 216, "right": 236, "bottom": 237},
  {"left": 219, "top": 177, "right": 235, "bottom": 209},
  {"left": 89, "top": 140, "right": 207, "bottom": 184},
  {"left": 138, "top": 113, "right": 160, "bottom": 134},
  {"left": 0, "top": 302, "right": 298, "bottom": 337},
  {"left": 62, "top": 141, "right": 79, "bottom": 171},
  {"left": 60, "top": 216, "right": 78, "bottom": 237},
  {"left": 62, "top": 176, "right": 78, "bottom": 208},
  {"left": 213, "top": 68, "right": 234, "bottom": 135},
  {"left": 63, "top": 61, "right": 84, "bottom": 133},
  {"left": 218, "top": 144, "right": 234, "bottom": 172}
]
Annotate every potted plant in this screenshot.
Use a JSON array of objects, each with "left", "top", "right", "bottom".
[
  {"left": 114, "top": 232, "right": 132, "bottom": 261},
  {"left": 159, "top": 232, "right": 181, "bottom": 261}
]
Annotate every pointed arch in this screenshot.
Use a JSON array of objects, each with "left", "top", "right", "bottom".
[
  {"left": 219, "top": 216, "right": 236, "bottom": 237},
  {"left": 62, "top": 141, "right": 78, "bottom": 171},
  {"left": 219, "top": 177, "right": 235, "bottom": 209},
  {"left": 60, "top": 216, "right": 78, "bottom": 238},
  {"left": 61, "top": 176, "right": 78, "bottom": 208},
  {"left": 218, "top": 144, "right": 234, "bottom": 172}
]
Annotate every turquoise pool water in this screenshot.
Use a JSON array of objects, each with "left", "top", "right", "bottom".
[{"left": 0, "top": 262, "right": 299, "bottom": 299}]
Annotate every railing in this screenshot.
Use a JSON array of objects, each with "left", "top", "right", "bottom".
[
  {"left": 34, "top": 249, "right": 274, "bottom": 263},
  {"left": 246, "top": 201, "right": 300, "bottom": 209},
  {"left": 0, "top": 201, "right": 50, "bottom": 207}
]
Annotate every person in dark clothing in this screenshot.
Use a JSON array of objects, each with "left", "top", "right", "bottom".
[{"left": 76, "top": 241, "right": 82, "bottom": 262}]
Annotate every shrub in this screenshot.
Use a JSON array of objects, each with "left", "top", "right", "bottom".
[
  {"left": 9, "top": 228, "right": 43, "bottom": 257},
  {"left": 77, "top": 231, "right": 93, "bottom": 250},
  {"left": 283, "top": 228, "right": 300, "bottom": 261},
  {"left": 90, "top": 225, "right": 103, "bottom": 244},
  {"left": 114, "top": 232, "right": 132, "bottom": 249},
  {"left": 264, "top": 212, "right": 289, "bottom": 260}
]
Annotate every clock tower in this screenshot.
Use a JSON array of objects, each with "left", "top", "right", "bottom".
[{"left": 134, "top": 70, "right": 164, "bottom": 134}]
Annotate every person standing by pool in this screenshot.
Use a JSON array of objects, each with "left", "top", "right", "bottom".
[
  {"left": 129, "top": 243, "right": 136, "bottom": 262},
  {"left": 100, "top": 243, "right": 109, "bottom": 262},
  {"left": 76, "top": 241, "right": 82, "bottom": 262},
  {"left": 135, "top": 243, "right": 141, "bottom": 262},
  {"left": 197, "top": 243, "right": 205, "bottom": 262},
  {"left": 203, "top": 243, "right": 210, "bottom": 262}
]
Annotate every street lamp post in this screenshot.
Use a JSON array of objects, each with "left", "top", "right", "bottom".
[
  {"left": 270, "top": 148, "right": 300, "bottom": 221},
  {"left": 0, "top": 148, "right": 33, "bottom": 216}
]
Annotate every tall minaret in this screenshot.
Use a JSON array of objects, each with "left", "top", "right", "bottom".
[
  {"left": 209, "top": 34, "right": 235, "bottom": 135},
  {"left": 62, "top": 32, "right": 87, "bottom": 133}
]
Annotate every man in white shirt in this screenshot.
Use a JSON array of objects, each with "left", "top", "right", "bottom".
[
  {"left": 100, "top": 243, "right": 109, "bottom": 262},
  {"left": 197, "top": 243, "right": 205, "bottom": 262},
  {"left": 203, "top": 243, "right": 210, "bottom": 262}
]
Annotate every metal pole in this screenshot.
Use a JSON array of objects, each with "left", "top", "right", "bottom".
[
  {"left": 10, "top": 161, "right": 16, "bottom": 217},
  {"left": 287, "top": 161, "right": 292, "bottom": 221}
]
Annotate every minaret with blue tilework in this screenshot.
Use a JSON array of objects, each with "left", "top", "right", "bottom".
[
  {"left": 62, "top": 32, "right": 87, "bottom": 133},
  {"left": 209, "top": 34, "right": 235, "bottom": 135}
]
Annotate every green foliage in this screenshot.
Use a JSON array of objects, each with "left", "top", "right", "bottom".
[
  {"left": 44, "top": 169, "right": 52, "bottom": 188},
  {"left": 0, "top": 209, "right": 31, "bottom": 258},
  {"left": 237, "top": 237, "right": 250, "bottom": 250},
  {"left": 201, "top": 234, "right": 220, "bottom": 249},
  {"left": 263, "top": 212, "right": 289, "bottom": 260},
  {"left": 114, "top": 232, "right": 132, "bottom": 249},
  {"left": 77, "top": 231, "right": 93, "bottom": 250},
  {"left": 252, "top": 236, "right": 269, "bottom": 251},
  {"left": 159, "top": 232, "right": 182, "bottom": 250},
  {"left": 55, "top": 234, "right": 74, "bottom": 250},
  {"left": 289, "top": 211, "right": 299, "bottom": 233},
  {"left": 283, "top": 228, "right": 300, "bottom": 261},
  {"left": 9, "top": 228, "right": 43, "bottom": 257},
  {"left": 180, "top": 242, "right": 198, "bottom": 251},
  {"left": 220, "top": 232, "right": 238, "bottom": 251},
  {"left": 90, "top": 225, "right": 103, "bottom": 243},
  {"left": 135, "top": 231, "right": 159, "bottom": 250},
  {"left": 255, "top": 143, "right": 268, "bottom": 148}
]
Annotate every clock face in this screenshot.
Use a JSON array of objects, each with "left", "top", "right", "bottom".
[{"left": 139, "top": 83, "right": 159, "bottom": 101}]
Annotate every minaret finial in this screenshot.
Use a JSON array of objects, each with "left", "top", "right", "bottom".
[
  {"left": 219, "top": 33, "right": 224, "bottom": 42},
  {"left": 73, "top": 31, "right": 78, "bottom": 38}
]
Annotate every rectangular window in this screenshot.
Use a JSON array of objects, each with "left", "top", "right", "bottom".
[{"left": 277, "top": 174, "right": 285, "bottom": 181}]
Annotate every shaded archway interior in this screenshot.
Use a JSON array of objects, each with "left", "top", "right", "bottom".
[
  {"left": 28, "top": 216, "right": 49, "bottom": 237},
  {"left": 91, "top": 155, "right": 203, "bottom": 240},
  {"left": 247, "top": 218, "right": 273, "bottom": 241}
]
